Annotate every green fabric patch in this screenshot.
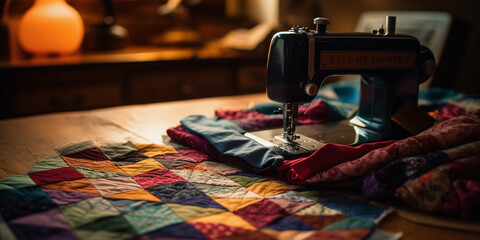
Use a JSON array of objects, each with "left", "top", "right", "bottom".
[
  {"left": 124, "top": 203, "right": 183, "bottom": 234},
  {"left": 191, "top": 183, "right": 260, "bottom": 199},
  {"left": 227, "top": 175, "right": 269, "bottom": 187},
  {"left": 0, "top": 174, "right": 36, "bottom": 190},
  {"left": 100, "top": 142, "right": 138, "bottom": 160},
  {"left": 323, "top": 217, "right": 375, "bottom": 230},
  {"left": 28, "top": 156, "right": 69, "bottom": 173},
  {"left": 78, "top": 215, "right": 137, "bottom": 234},
  {"left": 166, "top": 203, "right": 226, "bottom": 221},
  {"left": 295, "top": 190, "right": 329, "bottom": 202},
  {"left": 74, "top": 166, "right": 128, "bottom": 179},
  {"left": 75, "top": 229, "right": 134, "bottom": 240},
  {"left": 60, "top": 197, "right": 120, "bottom": 228}
]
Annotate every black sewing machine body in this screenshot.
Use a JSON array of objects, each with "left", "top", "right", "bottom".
[{"left": 245, "top": 17, "right": 435, "bottom": 157}]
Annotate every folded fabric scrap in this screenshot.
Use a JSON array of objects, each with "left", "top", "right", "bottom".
[
  {"left": 215, "top": 98, "right": 331, "bottom": 131},
  {"left": 278, "top": 110, "right": 480, "bottom": 184},
  {"left": 396, "top": 152, "right": 480, "bottom": 217}
]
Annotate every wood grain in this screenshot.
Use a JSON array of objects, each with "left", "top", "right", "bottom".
[{"left": 0, "top": 93, "right": 478, "bottom": 239}]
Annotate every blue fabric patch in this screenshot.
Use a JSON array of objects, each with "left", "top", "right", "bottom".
[
  {"left": 0, "top": 198, "right": 56, "bottom": 221},
  {"left": 323, "top": 216, "right": 375, "bottom": 230},
  {"left": 175, "top": 197, "right": 227, "bottom": 210},
  {"left": 146, "top": 182, "right": 208, "bottom": 203},
  {"left": 0, "top": 186, "right": 55, "bottom": 205},
  {"left": 148, "top": 222, "right": 207, "bottom": 239},
  {"left": 264, "top": 216, "right": 315, "bottom": 231},
  {"left": 181, "top": 115, "right": 284, "bottom": 168},
  {"left": 319, "top": 195, "right": 387, "bottom": 221}
]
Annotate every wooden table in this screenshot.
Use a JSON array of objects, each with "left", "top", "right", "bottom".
[{"left": 0, "top": 93, "right": 478, "bottom": 239}]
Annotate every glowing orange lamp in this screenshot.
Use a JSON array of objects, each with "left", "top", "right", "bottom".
[{"left": 18, "top": 0, "right": 84, "bottom": 56}]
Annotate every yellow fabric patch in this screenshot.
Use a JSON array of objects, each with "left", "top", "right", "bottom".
[
  {"left": 212, "top": 198, "right": 263, "bottom": 212},
  {"left": 261, "top": 228, "right": 316, "bottom": 240},
  {"left": 166, "top": 203, "right": 226, "bottom": 221},
  {"left": 42, "top": 178, "right": 101, "bottom": 196},
  {"left": 246, "top": 180, "right": 290, "bottom": 198},
  {"left": 104, "top": 189, "right": 162, "bottom": 202},
  {"left": 62, "top": 156, "right": 124, "bottom": 173},
  {"left": 119, "top": 158, "right": 166, "bottom": 176},
  {"left": 188, "top": 212, "right": 256, "bottom": 231},
  {"left": 133, "top": 143, "right": 178, "bottom": 157},
  {"left": 173, "top": 163, "right": 218, "bottom": 174}
]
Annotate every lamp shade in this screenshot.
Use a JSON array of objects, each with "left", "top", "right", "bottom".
[{"left": 18, "top": 0, "right": 84, "bottom": 56}]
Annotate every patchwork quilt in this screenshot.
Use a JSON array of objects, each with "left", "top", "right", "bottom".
[{"left": 0, "top": 141, "right": 392, "bottom": 240}]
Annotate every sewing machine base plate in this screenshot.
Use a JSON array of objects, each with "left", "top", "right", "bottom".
[{"left": 245, "top": 119, "right": 361, "bottom": 158}]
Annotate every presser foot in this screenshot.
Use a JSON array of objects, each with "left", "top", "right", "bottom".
[{"left": 244, "top": 132, "right": 325, "bottom": 158}]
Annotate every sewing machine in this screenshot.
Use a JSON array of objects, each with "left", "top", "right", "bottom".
[{"left": 245, "top": 16, "right": 436, "bottom": 157}]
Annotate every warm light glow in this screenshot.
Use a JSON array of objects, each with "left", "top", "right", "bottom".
[{"left": 18, "top": 0, "right": 84, "bottom": 56}]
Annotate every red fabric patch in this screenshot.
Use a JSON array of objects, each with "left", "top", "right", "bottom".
[
  {"left": 178, "top": 149, "right": 213, "bottom": 163},
  {"left": 191, "top": 222, "right": 248, "bottom": 239},
  {"left": 278, "top": 140, "right": 396, "bottom": 183},
  {"left": 234, "top": 199, "right": 288, "bottom": 228},
  {"left": 65, "top": 148, "right": 109, "bottom": 161},
  {"left": 133, "top": 169, "right": 187, "bottom": 188},
  {"left": 29, "top": 167, "right": 85, "bottom": 185}
]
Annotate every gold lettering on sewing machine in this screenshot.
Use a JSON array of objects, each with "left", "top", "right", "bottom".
[{"left": 320, "top": 51, "right": 416, "bottom": 69}]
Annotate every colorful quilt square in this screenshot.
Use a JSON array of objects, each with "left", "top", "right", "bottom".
[
  {"left": 123, "top": 202, "right": 183, "bottom": 234},
  {"left": 99, "top": 142, "right": 138, "bottom": 160},
  {"left": 132, "top": 143, "right": 178, "bottom": 157},
  {"left": 62, "top": 156, "right": 124, "bottom": 173},
  {"left": 0, "top": 174, "right": 36, "bottom": 190},
  {"left": 234, "top": 199, "right": 288, "bottom": 228},
  {"left": 0, "top": 186, "right": 54, "bottom": 205},
  {"left": 153, "top": 158, "right": 192, "bottom": 169},
  {"left": 188, "top": 212, "right": 256, "bottom": 234},
  {"left": 199, "top": 161, "right": 241, "bottom": 176},
  {"left": 43, "top": 188, "right": 97, "bottom": 205},
  {"left": 147, "top": 222, "right": 207, "bottom": 239},
  {"left": 64, "top": 147, "right": 110, "bottom": 161},
  {"left": 29, "top": 167, "right": 84, "bottom": 185},
  {"left": 146, "top": 182, "right": 209, "bottom": 203},
  {"left": 133, "top": 169, "right": 186, "bottom": 188},
  {"left": 42, "top": 178, "right": 101, "bottom": 196},
  {"left": 89, "top": 177, "right": 142, "bottom": 196},
  {"left": 8, "top": 224, "right": 79, "bottom": 240},
  {"left": 177, "top": 149, "right": 213, "bottom": 162},
  {"left": 246, "top": 180, "right": 290, "bottom": 197},
  {"left": 59, "top": 197, "right": 120, "bottom": 228},
  {"left": 77, "top": 215, "right": 137, "bottom": 234},
  {"left": 166, "top": 203, "right": 226, "bottom": 221},
  {"left": 9, "top": 207, "right": 70, "bottom": 229},
  {"left": 111, "top": 151, "right": 149, "bottom": 166},
  {"left": 263, "top": 215, "right": 316, "bottom": 231},
  {"left": 104, "top": 189, "right": 161, "bottom": 203},
  {"left": 118, "top": 158, "right": 166, "bottom": 176},
  {"left": 319, "top": 195, "right": 389, "bottom": 221},
  {"left": 170, "top": 170, "right": 242, "bottom": 187},
  {"left": 73, "top": 166, "right": 128, "bottom": 179},
  {"left": 28, "top": 156, "right": 69, "bottom": 173}
]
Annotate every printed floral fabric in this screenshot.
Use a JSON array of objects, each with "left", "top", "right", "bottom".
[
  {"left": 300, "top": 110, "right": 480, "bottom": 183},
  {"left": 395, "top": 153, "right": 480, "bottom": 217}
]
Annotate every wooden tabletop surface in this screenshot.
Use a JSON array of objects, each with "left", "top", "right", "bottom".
[{"left": 0, "top": 93, "right": 478, "bottom": 239}]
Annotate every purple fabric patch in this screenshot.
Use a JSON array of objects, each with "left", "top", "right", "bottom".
[
  {"left": 8, "top": 223, "right": 80, "bottom": 240},
  {"left": 42, "top": 188, "right": 97, "bottom": 205},
  {"left": 10, "top": 208, "right": 70, "bottom": 229},
  {"left": 264, "top": 215, "right": 315, "bottom": 231},
  {"left": 178, "top": 149, "right": 213, "bottom": 163}
]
